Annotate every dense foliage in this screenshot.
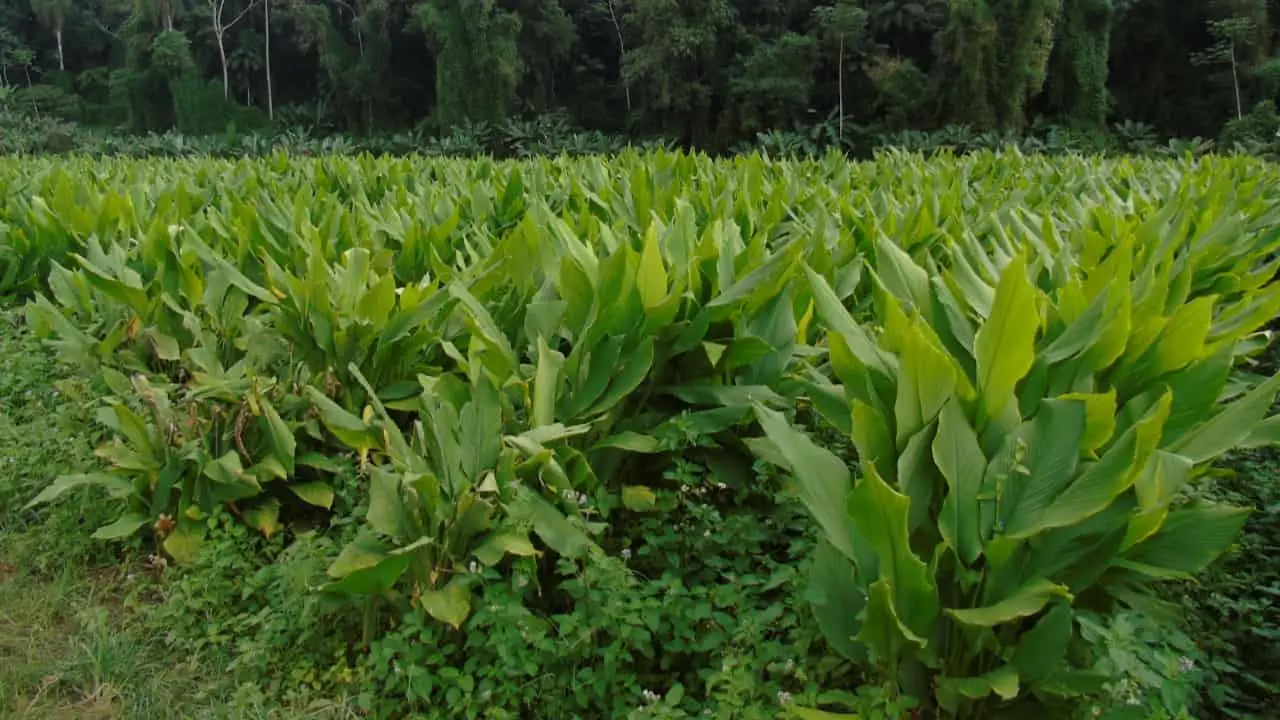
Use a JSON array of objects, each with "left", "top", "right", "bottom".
[
  {"left": 2, "top": 0, "right": 1280, "bottom": 150},
  {"left": 2, "top": 151, "right": 1279, "bottom": 718}
]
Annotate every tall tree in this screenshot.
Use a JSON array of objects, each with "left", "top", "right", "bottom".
[
  {"left": 1046, "top": 0, "right": 1113, "bottom": 127},
  {"left": 418, "top": 0, "right": 522, "bottom": 128},
  {"left": 934, "top": 0, "right": 1061, "bottom": 130},
  {"left": 507, "top": 0, "right": 577, "bottom": 113},
  {"left": 1192, "top": 0, "right": 1270, "bottom": 119},
  {"left": 30, "top": 0, "right": 72, "bottom": 70},
  {"left": 206, "top": 0, "right": 259, "bottom": 98},
  {"left": 263, "top": 0, "right": 272, "bottom": 118},
  {"left": 620, "top": 0, "right": 735, "bottom": 144},
  {"left": 812, "top": 0, "right": 869, "bottom": 143}
]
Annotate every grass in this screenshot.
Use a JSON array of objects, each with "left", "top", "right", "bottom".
[{"left": 0, "top": 308, "right": 361, "bottom": 719}]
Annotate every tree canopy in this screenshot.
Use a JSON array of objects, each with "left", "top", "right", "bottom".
[{"left": 0, "top": 0, "right": 1275, "bottom": 147}]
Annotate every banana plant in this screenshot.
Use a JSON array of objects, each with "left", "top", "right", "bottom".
[{"left": 757, "top": 233, "right": 1280, "bottom": 716}]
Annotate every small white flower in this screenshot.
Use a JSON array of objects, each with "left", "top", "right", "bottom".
[
  {"left": 468, "top": 560, "right": 480, "bottom": 574},
  {"left": 703, "top": 530, "right": 711, "bottom": 537},
  {"left": 1178, "top": 656, "right": 1195, "bottom": 673},
  {"left": 777, "top": 690, "right": 794, "bottom": 706},
  {"left": 715, "top": 482, "right": 727, "bottom": 490},
  {"left": 621, "top": 549, "right": 632, "bottom": 560},
  {"left": 783, "top": 659, "right": 796, "bottom": 674},
  {"left": 1126, "top": 696, "right": 1142, "bottom": 707},
  {"left": 578, "top": 493, "right": 589, "bottom": 506},
  {"left": 642, "top": 689, "right": 661, "bottom": 705}
]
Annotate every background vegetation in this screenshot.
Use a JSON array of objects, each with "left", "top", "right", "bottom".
[{"left": 3, "top": 0, "right": 1280, "bottom": 154}]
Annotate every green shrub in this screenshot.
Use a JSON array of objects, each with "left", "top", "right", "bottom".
[{"left": 4, "top": 84, "right": 82, "bottom": 121}]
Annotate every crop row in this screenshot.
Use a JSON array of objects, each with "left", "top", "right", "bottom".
[{"left": 5, "top": 151, "right": 1280, "bottom": 716}]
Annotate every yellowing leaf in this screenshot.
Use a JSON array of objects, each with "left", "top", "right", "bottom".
[
  {"left": 1060, "top": 390, "right": 1116, "bottom": 456},
  {"left": 621, "top": 485, "right": 659, "bottom": 511},
  {"left": 636, "top": 222, "right": 668, "bottom": 308},
  {"left": 289, "top": 481, "right": 335, "bottom": 509},
  {"left": 162, "top": 524, "right": 205, "bottom": 564},
  {"left": 474, "top": 531, "right": 541, "bottom": 566},
  {"left": 975, "top": 253, "right": 1040, "bottom": 423},
  {"left": 242, "top": 499, "right": 282, "bottom": 539}
]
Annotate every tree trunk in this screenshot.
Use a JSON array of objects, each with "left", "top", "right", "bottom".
[
  {"left": 838, "top": 34, "right": 845, "bottom": 145},
  {"left": 265, "top": 0, "right": 273, "bottom": 120},
  {"left": 218, "top": 32, "right": 230, "bottom": 98},
  {"left": 606, "top": 0, "right": 631, "bottom": 116},
  {"left": 1230, "top": 42, "right": 1243, "bottom": 120},
  {"left": 55, "top": 29, "right": 64, "bottom": 71}
]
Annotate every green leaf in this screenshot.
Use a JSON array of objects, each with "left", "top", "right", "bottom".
[
  {"left": 591, "top": 432, "right": 661, "bottom": 453},
  {"left": 288, "top": 481, "right": 335, "bottom": 509},
  {"left": 975, "top": 253, "right": 1040, "bottom": 422},
  {"left": 933, "top": 399, "right": 987, "bottom": 564},
  {"left": 891, "top": 307, "right": 958, "bottom": 443},
  {"left": 328, "top": 533, "right": 393, "bottom": 577},
  {"left": 788, "top": 708, "right": 858, "bottom": 720},
  {"left": 1012, "top": 603, "right": 1073, "bottom": 681},
  {"left": 368, "top": 468, "right": 415, "bottom": 540},
  {"left": 1029, "top": 392, "right": 1170, "bottom": 535},
  {"left": 260, "top": 397, "right": 296, "bottom": 474},
  {"left": 806, "top": 539, "right": 867, "bottom": 663},
  {"left": 147, "top": 329, "right": 181, "bottom": 361},
  {"left": 805, "top": 265, "right": 892, "bottom": 377},
  {"left": 358, "top": 272, "right": 397, "bottom": 326},
  {"left": 1172, "top": 373, "right": 1280, "bottom": 463},
  {"left": 25, "top": 473, "right": 134, "bottom": 509},
  {"left": 755, "top": 405, "right": 855, "bottom": 562},
  {"left": 874, "top": 233, "right": 931, "bottom": 311},
  {"left": 1060, "top": 390, "right": 1116, "bottom": 456},
  {"left": 851, "top": 398, "right": 895, "bottom": 486},
  {"left": 324, "top": 534, "right": 411, "bottom": 595},
  {"left": 1146, "top": 295, "right": 1215, "bottom": 377},
  {"left": 667, "top": 384, "right": 784, "bottom": 407},
  {"left": 586, "top": 337, "right": 654, "bottom": 416},
  {"left": 947, "top": 577, "right": 1070, "bottom": 627},
  {"left": 939, "top": 665, "right": 1019, "bottom": 701},
  {"left": 1123, "top": 502, "right": 1250, "bottom": 575},
  {"left": 92, "top": 512, "right": 150, "bottom": 540},
  {"left": 621, "top": 485, "right": 658, "bottom": 512},
  {"left": 324, "top": 553, "right": 412, "bottom": 596},
  {"left": 856, "top": 578, "right": 927, "bottom": 665},
  {"left": 305, "top": 387, "right": 378, "bottom": 450},
  {"left": 1241, "top": 414, "right": 1280, "bottom": 449},
  {"left": 533, "top": 336, "right": 565, "bottom": 428},
  {"left": 1041, "top": 290, "right": 1108, "bottom": 364},
  {"left": 637, "top": 222, "right": 668, "bottom": 308},
  {"left": 847, "top": 463, "right": 940, "bottom": 641},
  {"left": 1001, "top": 398, "right": 1086, "bottom": 534},
  {"left": 509, "top": 487, "right": 595, "bottom": 558},
  {"left": 473, "top": 531, "right": 541, "bottom": 566},
  {"left": 420, "top": 578, "right": 472, "bottom": 629}
]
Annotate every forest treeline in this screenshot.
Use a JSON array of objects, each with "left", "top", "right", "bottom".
[{"left": 1, "top": 0, "right": 1278, "bottom": 150}]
